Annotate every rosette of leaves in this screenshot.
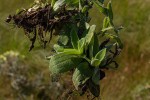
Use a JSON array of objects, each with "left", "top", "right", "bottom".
[{"left": 6, "top": 0, "right": 123, "bottom": 98}]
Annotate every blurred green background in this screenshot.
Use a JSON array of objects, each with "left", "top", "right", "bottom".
[{"left": 0, "top": 0, "right": 150, "bottom": 100}]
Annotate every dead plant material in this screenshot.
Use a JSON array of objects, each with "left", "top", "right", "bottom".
[{"left": 6, "top": 4, "right": 79, "bottom": 51}]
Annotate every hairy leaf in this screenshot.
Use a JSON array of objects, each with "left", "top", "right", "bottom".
[
  {"left": 63, "top": 49, "right": 81, "bottom": 55},
  {"left": 53, "top": 0, "right": 65, "bottom": 11},
  {"left": 78, "top": 38, "right": 86, "bottom": 54},
  {"left": 88, "top": 34, "right": 99, "bottom": 59},
  {"left": 72, "top": 62, "right": 93, "bottom": 90},
  {"left": 85, "top": 25, "right": 96, "bottom": 44},
  {"left": 91, "top": 48, "right": 106, "bottom": 67},
  {"left": 95, "top": 48, "right": 106, "bottom": 61},
  {"left": 91, "top": 59, "right": 101, "bottom": 67},
  {"left": 89, "top": 36, "right": 94, "bottom": 59},
  {"left": 102, "top": 17, "right": 110, "bottom": 29},
  {"left": 85, "top": 22, "right": 90, "bottom": 29},
  {"left": 107, "top": 1, "right": 113, "bottom": 20},
  {"left": 70, "top": 27, "right": 79, "bottom": 49},
  {"left": 82, "top": 5, "right": 90, "bottom": 13},
  {"left": 58, "top": 35, "right": 69, "bottom": 46},
  {"left": 102, "top": 26, "right": 114, "bottom": 32},
  {"left": 51, "top": 0, "right": 57, "bottom": 7},
  {"left": 106, "top": 34, "right": 123, "bottom": 49},
  {"left": 93, "top": 35, "right": 99, "bottom": 57},
  {"left": 93, "top": 0, "right": 108, "bottom": 16},
  {"left": 53, "top": 44, "right": 64, "bottom": 52},
  {"left": 92, "top": 68, "right": 100, "bottom": 85},
  {"left": 88, "top": 79, "right": 100, "bottom": 97},
  {"left": 49, "top": 53, "right": 83, "bottom": 74},
  {"left": 65, "top": 0, "right": 79, "bottom": 6}
]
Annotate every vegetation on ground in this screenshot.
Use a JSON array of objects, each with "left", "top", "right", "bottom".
[{"left": 0, "top": 0, "right": 150, "bottom": 100}]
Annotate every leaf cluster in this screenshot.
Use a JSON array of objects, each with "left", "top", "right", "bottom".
[
  {"left": 47, "top": 0, "right": 123, "bottom": 97},
  {"left": 6, "top": 0, "right": 123, "bottom": 97}
]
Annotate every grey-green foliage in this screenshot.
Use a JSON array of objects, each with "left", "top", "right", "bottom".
[
  {"left": 49, "top": 53, "right": 83, "bottom": 74},
  {"left": 72, "top": 62, "right": 93, "bottom": 90},
  {"left": 48, "top": 0, "right": 123, "bottom": 97},
  {"left": 5, "top": 0, "right": 123, "bottom": 97}
]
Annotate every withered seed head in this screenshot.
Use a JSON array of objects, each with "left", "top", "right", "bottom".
[{"left": 6, "top": 15, "right": 12, "bottom": 23}]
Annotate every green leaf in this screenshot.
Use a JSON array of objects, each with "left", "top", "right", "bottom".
[
  {"left": 79, "top": 0, "right": 82, "bottom": 10},
  {"left": 85, "top": 25, "right": 96, "bottom": 44},
  {"left": 82, "top": 5, "right": 89, "bottom": 13},
  {"left": 85, "top": 22, "right": 90, "bottom": 29},
  {"left": 63, "top": 49, "right": 81, "bottom": 55},
  {"left": 107, "top": 1, "right": 113, "bottom": 20},
  {"left": 102, "top": 17, "right": 110, "bottom": 29},
  {"left": 77, "top": 62, "right": 93, "bottom": 77},
  {"left": 88, "top": 79, "right": 100, "bottom": 97},
  {"left": 114, "top": 37, "right": 123, "bottom": 49},
  {"left": 91, "top": 59, "right": 101, "bottom": 67},
  {"left": 70, "top": 27, "right": 79, "bottom": 49},
  {"left": 72, "top": 62, "right": 92, "bottom": 90},
  {"left": 78, "top": 38, "right": 86, "bottom": 54},
  {"left": 58, "top": 35, "right": 69, "bottom": 46},
  {"left": 89, "top": 35, "right": 99, "bottom": 59},
  {"left": 65, "top": 0, "right": 79, "bottom": 6},
  {"left": 49, "top": 53, "right": 83, "bottom": 74},
  {"left": 16, "top": 9, "right": 22, "bottom": 14},
  {"left": 102, "top": 26, "right": 114, "bottom": 32},
  {"left": 53, "top": 44, "right": 64, "bottom": 52},
  {"left": 89, "top": 36, "right": 94, "bottom": 59},
  {"left": 93, "top": 35, "right": 99, "bottom": 56},
  {"left": 106, "top": 34, "right": 123, "bottom": 49},
  {"left": 95, "top": 48, "right": 106, "bottom": 61},
  {"left": 51, "top": 0, "right": 57, "bottom": 7},
  {"left": 93, "top": 0, "right": 108, "bottom": 16},
  {"left": 91, "top": 48, "right": 106, "bottom": 67},
  {"left": 92, "top": 68, "right": 100, "bottom": 85},
  {"left": 53, "top": 0, "right": 65, "bottom": 11}
]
